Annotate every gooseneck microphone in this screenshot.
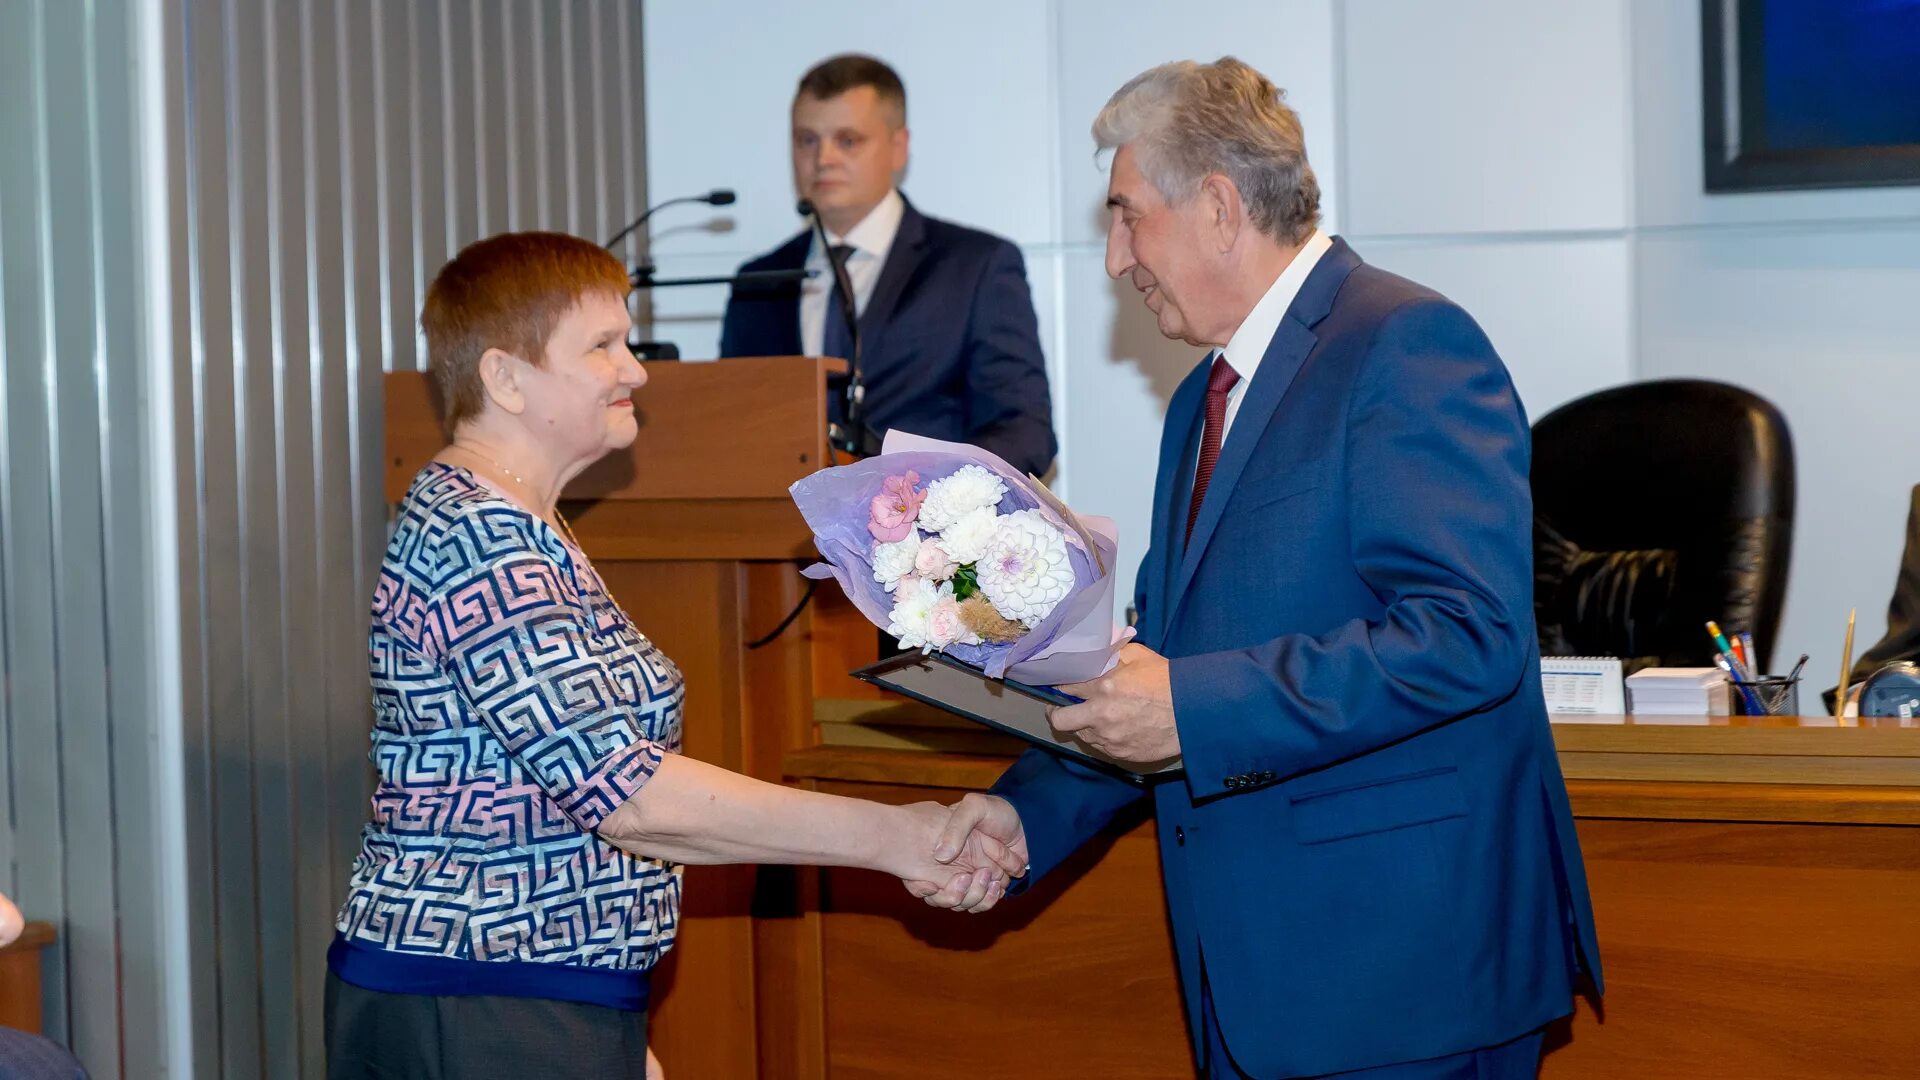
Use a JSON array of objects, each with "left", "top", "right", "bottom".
[
  {"left": 797, "top": 197, "right": 869, "bottom": 456},
  {"left": 603, "top": 188, "right": 736, "bottom": 251}
]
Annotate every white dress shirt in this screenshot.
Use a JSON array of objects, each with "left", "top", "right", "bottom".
[
  {"left": 1213, "top": 229, "right": 1333, "bottom": 445},
  {"left": 801, "top": 188, "right": 906, "bottom": 357}
]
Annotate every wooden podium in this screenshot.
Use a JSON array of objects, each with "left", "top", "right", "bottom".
[{"left": 383, "top": 356, "right": 877, "bottom": 1079}]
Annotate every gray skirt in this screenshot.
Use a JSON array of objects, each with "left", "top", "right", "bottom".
[{"left": 324, "top": 972, "right": 649, "bottom": 1080}]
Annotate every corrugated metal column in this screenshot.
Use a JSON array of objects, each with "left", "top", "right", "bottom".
[
  {"left": 0, "top": 1, "right": 650, "bottom": 1076},
  {"left": 0, "top": 0, "right": 171, "bottom": 1074}
]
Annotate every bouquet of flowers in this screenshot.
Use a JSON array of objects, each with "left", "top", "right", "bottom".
[{"left": 790, "top": 431, "right": 1129, "bottom": 684}]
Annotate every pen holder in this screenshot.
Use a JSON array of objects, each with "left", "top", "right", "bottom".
[{"left": 1732, "top": 674, "right": 1800, "bottom": 717}]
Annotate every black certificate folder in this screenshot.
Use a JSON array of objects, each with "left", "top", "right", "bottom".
[{"left": 851, "top": 651, "right": 1184, "bottom": 784}]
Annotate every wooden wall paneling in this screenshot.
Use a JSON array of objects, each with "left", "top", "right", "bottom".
[
  {"left": 1539, "top": 820, "right": 1920, "bottom": 1079},
  {"left": 814, "top": 781, "right": 1194, "bottom": 1080},
  {"left": 599, "top": 559, "right": 759, "bottom": 1079},
  {"left": 809, "top": 586, "right": 886, "bottom": 702},
  {"left": 0, "top": 924, "right": 57, "bottom": 1033},
  {"left": 744, "top": 562, "right": 829, "bottom": 1080}
]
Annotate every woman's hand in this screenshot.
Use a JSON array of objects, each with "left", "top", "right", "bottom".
[
  {"left": 646, "top": 1047, "right": 664, "bottom": 1080},
  {"left": 888, "top": 801, "right": 1024, "bottom": 913}
]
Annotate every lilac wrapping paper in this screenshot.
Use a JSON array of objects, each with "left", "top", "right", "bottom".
[{"left": 790, "top": 431, "right": 1131, "bottom": 684}]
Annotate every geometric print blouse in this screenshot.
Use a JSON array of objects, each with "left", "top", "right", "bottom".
[{"left": 334, "top": 463, "right": 685, "bottom": 978}]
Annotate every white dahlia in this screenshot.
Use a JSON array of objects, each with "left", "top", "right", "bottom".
[
  {"left": 871, "top": 530, "right": 923, "bottom": 592},
  {"left": 976, "top": 510, "right": 1076, "bottom": 627},
  {"left": 938, "top": 506, "right": 1001, "bottom": 565},
  {"left": 885, "top": 577, "right": 943, "bottom": 651},
  {"left": 916, "top": 465, "right": 1007, "bottom": 532}
]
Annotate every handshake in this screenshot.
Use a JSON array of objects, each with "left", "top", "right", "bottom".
[{"left": 884, "top": 793, "right": 1029, "bottom": 914}]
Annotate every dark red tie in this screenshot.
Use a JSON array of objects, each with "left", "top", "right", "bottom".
[{"left": 1186, "top": 355, "right": 1242, "bottom": 542}]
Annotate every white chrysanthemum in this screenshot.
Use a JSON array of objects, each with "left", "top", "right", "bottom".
[
  {"left": 871, "top": 530, "right": 923, "bottom": 591},
  {"left": 886, "top": 577, "right": 943, "bottom": 651},
  {"left": 917, "top": 465, "right": 1007, "bottom": 532},
  {"left": 977, "top": 509, "right": 1076, "bottom": 627},
  {"left": 938, "top": 506, "right": 1001, "bottom": 565}
]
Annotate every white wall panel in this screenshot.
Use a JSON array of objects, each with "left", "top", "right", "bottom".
[
  {"left": 1359, "top": 236, "right": 1633, "bottom": 421},
  {"left": 1054, "top": 0, "right": 1339, "bottom": 244},
  {"left": 1341, "top": 0, "right": 1631, "bottom": 237}
]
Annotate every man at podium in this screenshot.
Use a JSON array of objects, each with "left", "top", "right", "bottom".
[{"left": 719, "top": 54, "right": 1057, "bottom": 478}]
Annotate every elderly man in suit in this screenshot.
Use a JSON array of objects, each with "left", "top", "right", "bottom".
[
  {"left": 719, "top": 54, "right": 1056, "bottom": 477},
  {"left": 924, "top": 58, "right": 1601, "bottom": 1079}
]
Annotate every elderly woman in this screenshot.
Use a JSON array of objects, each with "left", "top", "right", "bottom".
[{"left": 325, "top": 232, "right": 1018, "bottom": 1080}]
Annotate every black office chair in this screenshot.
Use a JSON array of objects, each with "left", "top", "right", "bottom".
[{"left": 1531, "top": 379, "right": 1795, "bottom": 673}]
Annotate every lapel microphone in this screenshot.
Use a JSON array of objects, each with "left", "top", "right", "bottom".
[{"left": 797, "top": 198, "right": 870, "bottom": 456}]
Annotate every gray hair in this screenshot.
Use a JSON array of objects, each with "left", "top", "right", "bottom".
[{"left": 1093, "top": 57, "right": 1320, "bottom": 245}]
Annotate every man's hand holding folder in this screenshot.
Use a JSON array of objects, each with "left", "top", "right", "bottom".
[{"left": 1047, "top": 643, "right": 1182, "bottom": 769}]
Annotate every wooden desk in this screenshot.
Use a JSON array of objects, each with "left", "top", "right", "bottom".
[
  {"left": 778, "top": 712, "right": 1920, "bottom": 1079},
  {"left": 0, "top": 922, "right": 56, "bottom": 1034}
]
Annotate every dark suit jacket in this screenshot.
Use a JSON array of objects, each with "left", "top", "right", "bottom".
[
  {"left": 1826, "top": 483, "right": 1920, "bottom": 709},
  {"left": 990, "top": 239, "right": 1600, "bottom": 1078},
  {"left": 718, "top": 197, "right": 1056, "bottom": 477}
]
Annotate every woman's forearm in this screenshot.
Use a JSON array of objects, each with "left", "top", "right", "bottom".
[{"left": 596, "top": 754, "right": 921, "bottom": 875}]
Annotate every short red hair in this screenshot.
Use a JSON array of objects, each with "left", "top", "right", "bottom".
[{"left": 421, "top": 231, "right": 630, "bottom": 426}]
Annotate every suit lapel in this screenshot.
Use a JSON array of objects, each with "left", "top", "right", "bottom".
[
  {"left": 856, "top": 198, "right": 929, "bottom": 360},
  {"left": 1144, "top": 368, "right": 1208, "bottom": 647},
  {"left": 761, "top": 232, "right": 810, "bottom": 355},
  {"left": 1162, "top": 238, "right": 1363, "bottom": 633}
]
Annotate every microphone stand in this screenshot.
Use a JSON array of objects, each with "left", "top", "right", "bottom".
[
  {"left": 607, "top": 189, "right": 738, "bottom": 359},
  {"left": 796, "top": 199, "right": 876, "bottom": 457}
]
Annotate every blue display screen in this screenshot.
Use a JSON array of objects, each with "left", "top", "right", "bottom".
[{"left": 1762, "top": 0, "right": 1920, "bottom": 150}]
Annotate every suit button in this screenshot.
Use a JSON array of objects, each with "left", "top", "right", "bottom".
[{"left": 1175, "top": 827, "right": 1185, "bottom": 846}]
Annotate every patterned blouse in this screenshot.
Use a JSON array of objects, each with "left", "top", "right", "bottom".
[{"left": 331, "top": 463, "right": 684, "bottom": 1008}]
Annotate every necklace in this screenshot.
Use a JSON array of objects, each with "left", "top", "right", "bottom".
[
  {"left": 455, "top": 444, "right": 581, "bottom": 550},
  {"left": 551, "top": 505, "right": 584, "bottom": 552},
  {"left": 485, "top": 454, "right": 530, "bottom": 488}
]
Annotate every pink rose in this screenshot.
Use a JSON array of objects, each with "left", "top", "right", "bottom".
[
  {"left": 926, "top": 596, "right": 978, "bottom": 648},
  {"left": 913, "top": 539, "right": 957, "bottom": 581},
  {"left": 868, "top": 471, "right": 925, "bottom": 542}
]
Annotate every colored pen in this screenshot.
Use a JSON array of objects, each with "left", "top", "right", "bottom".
[
  {"left": 1707, "top": 621, "right": 1766, "bottom": 713},
  {"left": 1740, "top": 632, "right": 1758, "bottom": 671},
  {"left": 1705, "top": 621, "right": 1750, "bottom": 680}
]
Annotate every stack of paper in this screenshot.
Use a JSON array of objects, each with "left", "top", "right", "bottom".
[{"left": 1625, "top": 667, "right": 1731, "bottom": 716}]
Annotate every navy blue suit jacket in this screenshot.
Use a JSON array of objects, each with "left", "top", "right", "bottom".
[
  {"left": 991, "top": 239, "right": 1601, "bottom": 1078},
  {"left": 719, "top": 198, "right": 1056, "bottom": 477}
]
